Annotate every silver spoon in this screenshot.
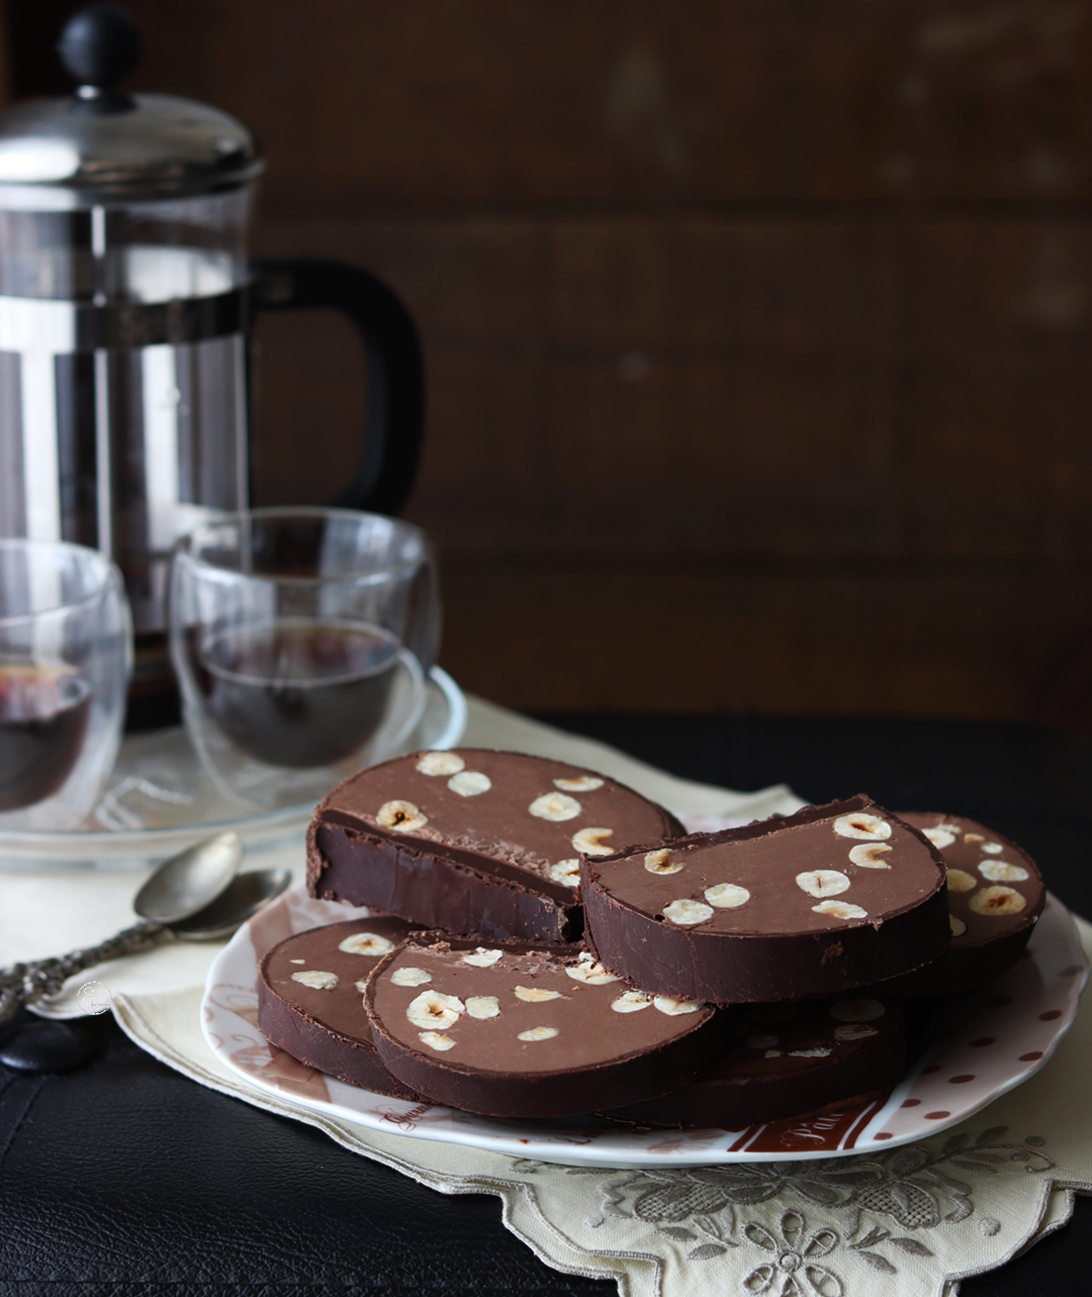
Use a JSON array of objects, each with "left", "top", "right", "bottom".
[
  {"left": 170, "top": 867, "right": 292, "bottom": 940},
  {"left": 133, "top": 830, "right": 244, "bottom": 924},
  {"left": 0, "top": 832, "right": 290, "bottom": 1025}
]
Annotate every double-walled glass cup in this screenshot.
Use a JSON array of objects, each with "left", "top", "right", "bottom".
[
  {"left": 0, "top": 539, "right": 132, "bottom": 829},
  {"left": 169, "top": 508, "right": 440, "bottom": 809}
]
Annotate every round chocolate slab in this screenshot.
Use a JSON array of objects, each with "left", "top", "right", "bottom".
[
  {"left": 365, "top": 933, "right": 726, "bottom": 1117},
  {"left": 581, "top": 796, "right": 949, "bottom": 1004},
  {"left": 307, "top": 749, "right": 682, "bottom": 941},
  {"left": 875, "top": 812, "right": 1046, "bottom": 997},
  {"left": 258, "top": 917, "right": 419, "bottom": 1098},
  {"left": 605, "top": 995, "right": 905, "bottom": 1129}
]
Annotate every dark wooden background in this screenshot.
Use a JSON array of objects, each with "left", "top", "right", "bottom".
[{"left": 6, "top": 1, "right": 1092, "bottom": 721}]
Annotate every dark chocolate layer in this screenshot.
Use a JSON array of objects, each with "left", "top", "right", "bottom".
[
  {"left": 582, "top": 796, "right": 950, "bottom": 1003},
  {"left": 310, "top": 822, "right": 582, "bottom": 942},
  {"left": 365, "top": 933, "right": 726, "bottom": 1117},
  {"left": 605, "top": 994, "right": 905, "bottom": 1128},
  {"left": 307, "top": 749, "right": 682, "bottom": 941},
  {"left": 257, "top": 917, "right": 419, "bottom": 1099},
  {"left": 875, "top": 813, "right": 1046, "bottom": 997}
]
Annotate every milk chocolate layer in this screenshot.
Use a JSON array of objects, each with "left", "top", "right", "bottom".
[
  {"left": 365, "top": 933, "right": 726, "bottom": 1117},
  {"left": 875, "top": 813, "right": 1046, "bottom": 997},
  {"left": 605, "top": 995, "right": 905, "bottom": 1128},
  {"left": 307, "top": 749, "right": 683, "bottom": 942},
  {"left": 582, "top": 796, "right": 949, "bottom": 1004},
  {"left": 257, "top": 917, "right": 419, "bottom": 1098}
]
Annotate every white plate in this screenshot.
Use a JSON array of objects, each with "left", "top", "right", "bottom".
[
  {"left": 202, "top": 885, "right": 1087, "bottom": 1168},
  {"left": 0, "top": 667, "right": 466, "bottom": 868}
]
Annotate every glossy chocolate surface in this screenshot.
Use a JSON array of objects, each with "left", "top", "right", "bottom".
[
  {"left": 257, "top": 917, "right": 419, "bottom": 1098},
  {"left": 365, "top": 933, "right": 725, "bottom": 1116},
  {"left": 582, "top": 796, "right": 950, "bottom": 1003}
]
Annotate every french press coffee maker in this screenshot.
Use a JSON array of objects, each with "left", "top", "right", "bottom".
[{"left": 0, "top": 5, "right": 423, "bottom": 728}]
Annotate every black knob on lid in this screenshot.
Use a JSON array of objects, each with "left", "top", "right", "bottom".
[{"left": 58, "top": 3, "right": 142, "bottom": 90}]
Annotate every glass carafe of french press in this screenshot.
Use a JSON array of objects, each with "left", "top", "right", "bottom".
[{"left": 0, "top": 5, "right": 423, "bottom": 728}]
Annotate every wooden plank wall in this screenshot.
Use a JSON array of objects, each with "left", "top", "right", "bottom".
[{"left": 8, "top": 1, "right": 1092, "bottom": 719}]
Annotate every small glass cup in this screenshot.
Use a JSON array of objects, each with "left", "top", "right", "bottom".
[
  {"left": 169, "top": 508, "right": 440, "bottom": 809},
  {"left": 0, "top": 539, "right": 132, "bottom": 829}
]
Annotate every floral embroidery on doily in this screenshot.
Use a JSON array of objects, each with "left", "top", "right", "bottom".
[
  {"left": 741, "top": 1211, "right": 840, "bottom": 1295},
  {"left": 511, "top": 1126, "right": 1055, "bottom": 1285}
]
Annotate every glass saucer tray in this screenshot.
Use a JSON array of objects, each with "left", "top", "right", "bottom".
[{"left": 0, "top": 666, "right": 466, "bottom": 870}]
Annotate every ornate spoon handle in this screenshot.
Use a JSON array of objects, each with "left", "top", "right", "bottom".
[{"left": 0, "top": 920, "right": 168, "bottom": 1027}]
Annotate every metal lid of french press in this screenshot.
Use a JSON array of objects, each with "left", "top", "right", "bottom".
[{"left": 0, "top": 4, "right": 263, "bottom": 203}]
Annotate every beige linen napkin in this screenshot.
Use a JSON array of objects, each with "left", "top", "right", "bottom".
[{"left": 3, "top": 697, "right": 1089, "bottom": 1295}]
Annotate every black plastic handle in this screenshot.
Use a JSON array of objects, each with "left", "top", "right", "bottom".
[
  {"left": 59, "top": 4, "right": 142, "bottom": 89},
  {"left": 251, "top": 258, "right": 425, "bottom": 518},
  {"left": 58, "top": 3, "right": 141, "bottom": 114}
]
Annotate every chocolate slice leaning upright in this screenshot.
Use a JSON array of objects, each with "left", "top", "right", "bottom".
[
  {"left": 365, "top": 933, "right": 725, "bottom": 1117},
  {"left": 307, "top": 749, "right": 683, "bottom": 941},
  {"left": 581, "top": 795, "right": 950, "bottom": 1004}
]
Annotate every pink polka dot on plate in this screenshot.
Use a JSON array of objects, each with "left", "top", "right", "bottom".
[
  {"left": 1020, "top": 1051, "right": 1044, "bottom": 1062},
  {"left": 925, "top": 1111, "right": 951, "bottom": 1119},
  {"left": 901, "top": 1099, "right": 921, "bottom": 1108},
  {"left": 873, "top": 1132, "right": 893, "bottom": 1140},
  {"left": 1040, "top": 1010, "right": 1063, "bottom": 1021},
  {"left": 949, "top": 1074, "right": 975, "bottom": 1084}
]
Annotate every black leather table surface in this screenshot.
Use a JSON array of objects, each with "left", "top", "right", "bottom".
[{"left": 2, "top": 713, "right": 1091, "bottom": 1296}]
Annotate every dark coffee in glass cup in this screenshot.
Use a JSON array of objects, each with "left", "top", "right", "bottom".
[
  {"left": 170, "top": 510, "right": 439, "bottom": 809},
  {"left": 0, "top": 665, "right": 92, "bottom": 812},
  {"left": 0, "top": 539, "right": 131, "bottom": 828},
  {"left": 191, "top": 619, "right": 401, "bottom": 768}
]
